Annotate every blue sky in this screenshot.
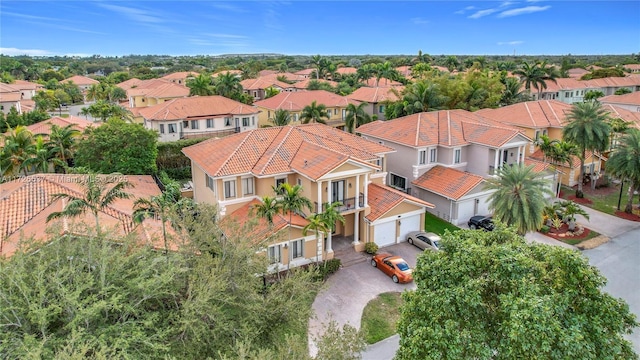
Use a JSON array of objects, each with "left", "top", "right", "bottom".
[{"left": 1, "top": 1, "right": 638, "bottom": 57}]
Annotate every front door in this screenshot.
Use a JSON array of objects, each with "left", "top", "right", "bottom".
[
  {"left": 502, "top": 149, "right": 508, "bottom": 165},
  {"left": 331, "top": 180, "right": 345, "bottom": 204}
]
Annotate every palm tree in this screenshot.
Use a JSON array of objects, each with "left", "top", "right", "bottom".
[
  {"left": 187, "top": 73, "right": 214, "bottom": 96},
  {"left": 132, "top": 187, "right": 186, "bottom": 254},
  {"left": 214, "top": 72, "right": 242, "bottom": 99},
  {"left": 252, "top": 195, "right": 281, "bottom": 224},
  {"left": 536, "top": 134, "right": 557, "bottom": 164},
  {"left": 563, "top": 101, "right": 611, "bottom": 198},
  {"left": 356, "top": 64, "right": 374, "bottom": 84},
  {"left": 302, "top": 213, "right": 330, "bottom": 262},
  {"left": 558, "top": 200, "right": 590, "bottom": 231},
  {"left": 311, "top": 55, "right": 326, "bottom": 80},
  {"left": 373, "top": 62, "right": 400, "bottom": 87},
  {"left": 264, "top": 86, "right": 280, "bottom": 99},
  {"left": 46, "top": 173, "right": 132, "bottom": 239},
  {"left": 548, "top": 140, "right": 580, "bottom": 191},
  {"left": 300, "top": 101, "right": 329, "bottom": 124},
  {"left": 485, "top": 165, "right": 553, "bottom": 235},
  {"left": 606, "top": 128, "right": 640, "bottom": 213},
  {"left": 608, "top": 117, "right": 632, "bottom": 150},
  {"left": 500, "top": 77, "right": 525, "bottom": 106},
  {"left": 275, "top": 183, "right": 312, "bottom": 268},
  {"left": 1, "top": 126, "right": 35, "bottom": 176},
  {"left": 318, "top": 201, "right": 345, "bottom": 254},
  {"left": 513, "top": 61, "right": 558, "bottom": 100},
  {"left": 344, "top": 102, "right": 372, "bottom": 133},
  {"left": 403, "top": 81, "right": 445, "bottom": 114},
  {"left": 47, "top": 124, "right": 80, "bottom": 171},
  {"left": 444, "top": 56, "right": 459, "bottom": 72},
  {"left": 21, "top": 135, "right": 57, "bottom": 174},
  {"left": 268, "top": 109, "right": 292, "bottom": 127},
  {"left": 86, "top": 83, "right": 108, "bottom": 102}
]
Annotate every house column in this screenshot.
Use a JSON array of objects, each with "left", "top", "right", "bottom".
[
  {"left": 493, "top": 149, "right": 499, "bottom": 174},
  {"left": 516, "top": 146, "right": 522, "bottom": 165},
  {"left": 355, "top": 174, "right": 360, "bottom": 209},
  {"left": 353, "top": 211, "right": 360, "bottom": 245},
  {"left": 363, "top": 173, "right": 369, "bottom": 208},
  {"left": 317, "top": 181, "right": 323, "bottom": 213}
]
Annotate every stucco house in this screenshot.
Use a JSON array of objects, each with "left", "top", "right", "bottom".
[
  {"left": 534, "top": 76, "right": 640, "bottom": 103},
  {"left": 240, "top": 77, "right": 295, "bottom": 101},
  {"left": 161, "top": 71, "right": 198, "bottom": 85},
  {"left": 346, "top": 86, "right": 403, "bottom": 120},
  {"left": 117, "top": 78, "right": 190, "bottom": 110},
  {"left": 0, "top": 83, "right": 22, "bottom": 114},
  {"left": 600, "top": 92, "right": 640, "bottom": 113},
  {"left": 181, "top": 124, "right": 433, "bottom": 267},
  {"left": 63, "top": 75, "right": 100, "bottom": 93},
  {"left": 139, "top": 95, "right": 259, "bottom": 142}
]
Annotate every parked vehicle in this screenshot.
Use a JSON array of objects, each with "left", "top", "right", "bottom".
[
  {"left": 371, "top": 253, "right": 413, "bottom": 283},
  {"left": 468, "top": 216, "right": 494, "bottom": 231},
  {"left": 406, "top": 231, "right": 441, "bottom": 251}
]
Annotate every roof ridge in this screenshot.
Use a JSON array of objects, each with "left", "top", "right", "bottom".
[
  {"left": 545, "top": 100, "right": 561, "bottom": 127},
  {"left": 216, "top": 131, "right": 257, "bottom": 176},
  {"left": 524, "top": 102, "right": 535, "bottom": 126},
  {"left": 415, "top": 113, "right": 421, "bottom": 147},
  {"left": 446, "top": 111, "right": 452, "bottom": 146},
  {"left": 276, "top": 91, "right": 293, "bottom": 109},
  {"left": 299, "top": 125, "right": 380, "bottom": 159},
  {"left": 256, "top": 127, "right": 295, "bottom": 175}
]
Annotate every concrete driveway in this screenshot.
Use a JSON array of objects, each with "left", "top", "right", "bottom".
[{"left": 308, "top": 242, "right": 421, "bottom": 356}]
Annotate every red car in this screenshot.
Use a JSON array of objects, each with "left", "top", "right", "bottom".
[{"left": 371, "top": 253, "right": 413, "bottom": 283}]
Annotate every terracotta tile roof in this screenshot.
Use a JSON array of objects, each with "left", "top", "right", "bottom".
[
  {"left": 0, "top": 174, "right": 162, "bottom": 257},
  {"left": 358, "top": 110, "right": 524, "bottom": 148},
  {"left": 395, "top": 66, "right": 412, "bottom": 77},
  {"left": 362, "top": 78, "right": 403, "bottom": 87},
  {"left": 347, "top": 86, "right": 403, "bottom": 103},
  {"left": 624, "top": 64, "right": 640, "bottom": 71},
  {"left": 138, "top": 95, "right": 258, "bottom": 121},
  {"left": 126, "top": 78, "right": 190, "bottom": 99},
  {"left": 336, "top": 67, "right": 357, "bottom": 75},
  {"left": 240, "top": 77, "right": 292, "bottom": 90},
  {"left": 182, "top": 124, "right": 394, "bottom": 179},
  {"left": 529, "top": 148, "right": 594, "bottom": 169},
  {"left": 212, "top": 70, "right": 242, "bottom": 77},
  {"left": 25, "top": 115, "right": 94, "bottom": 136},
  {"left": 567, "top": 68, "right": 590, "bottom": 78},
  {"left": 261, "top": 72, "right": 306, "bottom": 82},
  {"left": 12, "top": 80, "right": 42, "bottom": 90},
  {"left": 365, "top": 183, "right": 434, "bottom": 222},
  {"left": 254, "top": 90, "right": 359, "bottom": 111},
  {"left": 600, "top": 104, "right": 640, "bottom": 129},
  {"left": 219, "top": 199, "right": 309, "bottom": 244},
  {"left": 536, "top": 76, "right": 640, "bottom": 93},
  {"left": 600, "top": 91, "right": 640, "bottom": 106},
  {"left": 290, "top": 78, "right": 339, "bottom": 90},
  {"left": 161, "top": 71, "right": 198, "bottom": 80},
  {"left": 63, "top": 75, "right": 99, "bottom": 86},
  {"left": 411, "top": 166, "right": 484, "bottom": 200},
  {"left": 0, "top": 89, "right": 21, "bottom": 102},
  {"left": 294, "top": 68, "right": 315, "bottom": 76},
  {"left": 258, "top": 70, "right": 278, "bottom": 77},
  {"left": 116, "top": 78, "right": 144, "bottom": 91},
  {"left": 477, "top": 100, "right": 572, "bottom": 129},
  {"left": 523, "top": 157, "right": 552, "bottom": 173}
]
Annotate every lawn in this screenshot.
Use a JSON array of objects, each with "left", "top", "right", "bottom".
[
  {"left": 360, "top": 292, "right": 403, "bottom": 344},
  {"left": 424, "top": 211, "right": 460, "bottom": 235},
  {"left": 559, "top": 181, "right": 636, "bottom": 216}
]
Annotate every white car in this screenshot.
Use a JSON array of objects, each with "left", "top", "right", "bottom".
[{"left": 406, "top": 231, "right": 441, "bottom": 251}]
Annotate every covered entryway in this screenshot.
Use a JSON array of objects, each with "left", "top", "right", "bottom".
[
  {"left": 374, "top": 220, "right": 396, "bottom": 247},
  {"left": 398, "top": 214, "right": 421, "bottom": 242}
]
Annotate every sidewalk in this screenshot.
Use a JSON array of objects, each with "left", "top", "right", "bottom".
[{"left": 572, "top": 204, "right": 640, "bottom": 238}]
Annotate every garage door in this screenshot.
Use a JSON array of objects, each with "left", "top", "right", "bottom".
[
  {"left": 398, "top": 215, "right": 421, "bottom": 242},
  {"left": 374, "top": 221, "right": 396, "bottom": 247}
]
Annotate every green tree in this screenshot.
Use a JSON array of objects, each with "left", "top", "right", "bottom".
[
  {"left": 47, "top": 124, "right": 81, "bottom": 171},
  {"left": 80, "top": 99, "right": 133, "bottom": 122},
  {"left": 251, "top": 195, "right": 281, "bottom": 224},
  {"left": 372, "top": 61, "right": 400, "bottom": 87},
  {"left": 606, "top": 128, "right": 640, "bottom": 213},
  {"left": 499, "top": 76, "right": 526, "bottom": 106},
  {"left": 513, "top": 61, "right": 559, "bottom": 100},
  {"left": 563, "top": 101, "right": 611, "bottom": 198},
  {"left": 344, "top": 102, "right": 371, "bottom": 133},
  {"left": 485, "top": 165, "right": 553, "bottom": 235},
  {"left": 584, "top": 90, "right": 605, "bottom": 101},
  {"left": 535, "top": 134, "right": 557, "bottom": 164},
  {"left": 214, "top": 71, "right": 242, "bottom": 99},
  {"left": 74, "top": 118, "right": 158, "bottom": 174},
  {"left": 403, "top": 81, "right": 446, "bottom": 114},
  {"left": 615, "top": 87, "right": 632, "bottom": 95},
  {"left": 558, "top": 199, "right": 590, "bottom": 231},
  {"left": 46, "top": 173, "right": 132, "bottom": 239},
  {"left": 264, "top": 86, "right": 280, "bottom": 99},
  {"left": 186, "top": 73, "right": 214, "bottom": 96},
  {"left": 303, "top": 213, "right": 330, "bottom": 262},
  {"left": 21, "top": 135, "right": 57, "bottom": 173},
  {"left": 311, "top": 54, "right": 327, "bottom": 80},
  {"left": 396, "top": 228, "right": 638, "bottom": 360},
  {"left": 274, "top": 183, "right": 312, "bottom": 264},
  {"left": 318, "top": 201, "right": 345, "bottom": 255},
  {"left": 1, "top": 125, "right": 35, "bottom": 176},
  {"left": 33, "top": 89, "right": 60, "bottom": 112},
  {"left": 301, "top": 101, "right": 329, "bottom": 124},
  {"left": 268, "top": 108, "right": 292, "bottom": 127},
  {"left": 444, "top": 55, "right": 459, "bottom": 72}
]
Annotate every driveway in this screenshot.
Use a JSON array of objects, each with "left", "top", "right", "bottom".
[{"left": 308, "top": 242, "right": 421, "bottom": 357}]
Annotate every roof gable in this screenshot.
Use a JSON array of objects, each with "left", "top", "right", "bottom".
[
  {"left": 254, "top": 90, "right": 358, "bottom": 111},
  {"left": 365, "top": 183, "right": 434, "bottom": 221},
  {"left": 138, "top": 95, "right": 258, "bottom": 121},
  {"left": 411, "top": 166, "right": 485, "bottom": 200}
]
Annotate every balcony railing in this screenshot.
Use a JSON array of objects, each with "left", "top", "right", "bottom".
[
  {"left": 315, "top": 193, "right": 364, "bottom": 213},
  {"left": 179, "top": 127, "right": 240, "bottom": 140}
]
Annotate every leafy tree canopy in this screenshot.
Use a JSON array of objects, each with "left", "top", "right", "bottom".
[{"left": 397, "top": 227, "right": 638, "bottom": 360}]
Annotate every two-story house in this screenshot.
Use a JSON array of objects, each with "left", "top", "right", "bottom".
[
  {"left": 240, "top": 77, "right": 295, "bottom": 101},
  {"left": 347, "top": 86, "right": 403, "bottom": 120},
  {"left": 253, "top": 90, "right": 360, "bottom": 128},
  {"left": 0, "top": 83, "right": 22, "bottom": 114},
  {"left": 358, "top": 110, "right": 535, "bottom": 225},
  {"left": 600, "top": 92, "right": 640, "bottom": 113},
  {"left": 117, "top": 78, "right": 190, "bottom": 111},
  {"left": 161, "top": 71, "right": 198, "bottom": 85},
  {"left": 535, "top": 76, "right": 640, "bottom": 103},
  {"left": 63, "top": 75, "right": 100, "bottom": 93},
  {"left": 139, "top": 95, "right": 260, "bottom": 142},
  {"left": 181, "top": 124, "right": 434, "bottom": 267}
]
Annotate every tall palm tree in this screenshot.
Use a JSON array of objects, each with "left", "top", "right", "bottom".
[
  {"left": 403, "top": 81, "right": 445, "bottom": 114},
  {"left": 606, "top": 128, "right": 640, "bottom": 213},
  {"left": 344, "top": 102, "right": 372, "bottom": 133},
  {"left": 608, "top": 117, "right": 632, "bottom": 150},
  {"left": 47, "top": 124, "right": 80, "bottom": 171},
  {"left": 536, "top": 134, "right": 557, "bottom": 165},
  {"left": 302, "top": 213, "right": 330, "bottom": 262},
  {"left": 444, "top": 55, "right": 459, "bottom": 72},
  {"left": 300, "top": 101, "right": 329, "bottom": 124},
  {"left": 373, "top": 62, "right": 400, "bottom": 87},
  {"left": 563, "top": 101, "right": 611, "bottom": 198},
  {"left": 356, "top": 64, "right": 374, "bottom": 84},
  {"left": 275, "top": 183, "right": 312, "bottom": 268},
  {"left": 1, "top": 126, "right": 35, "bottom": 176},
  {"left": 268, "top": 109, "right": 292, "bottom": 127},
  {"left": 86, "top": 83, "right": 108, "bottom": 102},
  {"left": 214, "top": 72, "right": 242, "bottom": 99},
  {"left": 500, "top": 77, "right": 525, "bottom": 106},
  {"left": 513, "top": 61, "right": 558, "bottom": 100},
  {"left": 252, "top": 195, "right": 281, "bottom": 224},
  {"left": 485, "top": 165, "right": 553, "bottom": 235},
  {"left": 187, "top": 73, "right": 214, "bottom": 96},
  {"left": 311, "top": 55, "right": 327, "bottom": 80},
  {"left": 21, "top": 135, "right": 57, "bottom": 174},
  {"left": 318, "top": 201, "right": 345, "bottom": 254},
  {"left": 46, "top": 173, "right": 132, "bottom": 239},
  {"left": 548, "top": 140, "right": 580, "bottom": 190},
  {"left": 133, "top": 186, "right": 187, "bottom": 254}
]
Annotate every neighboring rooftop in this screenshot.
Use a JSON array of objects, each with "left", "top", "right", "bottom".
[
  {"left": 254, "top": 90, "right": 359, "bottom": 111},
  {"left": 138, "top": 95, "right": 258, "bottom": 121},
  {"left": 411, "top": 166, "right": 485, "bottom": 201},
  {"left": 365, "top": 183, "right": 434, "bottom": 222}
]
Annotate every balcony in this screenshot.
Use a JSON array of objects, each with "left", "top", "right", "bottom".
[
  {"left": 315, "top": 193, "right": 364, "bottom": 213},
  {"left": 179, "top": 127, "right": 240, "bottom": 140}
]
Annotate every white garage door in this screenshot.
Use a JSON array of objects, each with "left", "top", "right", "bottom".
[
  {"left": 398, "top": 215, "right": 421, "bottom": 242},
  {"left": 374, "top": 221, "right": 396, "bottom": 247},
  {"left": 457, "top": 200, "right": 475, "bottom": 226}
]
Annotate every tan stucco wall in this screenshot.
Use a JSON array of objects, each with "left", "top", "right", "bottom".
[
  {"left": 192, "top": 163, "right": 217, "bottom": 205},
  {"left": 380, "top": 201, "right": 424, "bottom": 219}
]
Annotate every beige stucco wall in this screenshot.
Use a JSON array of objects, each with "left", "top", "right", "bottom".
[{"left": 192, "top": 162, "right": 217, "bottom": 205}]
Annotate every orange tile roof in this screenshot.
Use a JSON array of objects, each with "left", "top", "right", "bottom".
[
  {"left": 477, "top": 100, "right": 572, "bottom": 129},
  {"left": 63, "top": 75, "right": 99, "bottom": 86},
  {"left": 116, "top": 78, "right": 144, "bottom": 90},
  {"left": 182, "top": 124, "right": 394, "bottom": 179},
  {"left": 411, "top": 166, "right": 484, "bottom": 200},
  {"left": 529, "top": 148, "right": 596, "bottom": 169},
  {"left": 126, "top": 78, "right": 190, "bottom": 99},
  {"left": 261, "top": 72, "right": 306, "bottom": 82},
  {"left": 336, "top": 67, "right": 357, "bottom": 75},
  {"left": 624, "top": 64, "right": 640, "bottom": 71},
  {"left": 365, "top": 183, "right": 434, "bottom": 222},
  {"left": 254, "top": 90, "right": 359, "bottom": 111},
  {"left": 362, "top": 78, "right": 403, "bottom": 87},
  {"left": 294, "top": 68, "right": 315, "bottom": 76},
  {"left": 523, "top": 157, "right": 552, "bottom": 173},
  {"left": 240, "top": 77, "right": 292, "bottom": 90},
  {"left": 12, "top": 79, "right": 42, "bottom": 90},
  {"left": 0, "top": 174, "right": 162, "bottom": 257},
  {"left": 600, "top": 104, "right": 640, "bottom": 129},
  {"left": 25, "top": 115, "right": 94, "bottom": 136},
  {"left": 291, "top": 79, "right": 338, "bottom": 90},
  {"left": 395, "top": 66, "right": 412, "bottom": 77},
  {"left": 347, "top": 86, "right": 403, "bottom": 103},
  {"left": 138, "top": 95, "right": 258, "bottom": 121},
  {"left": 258, "top": 70, "right": 278, "bottom": 76},
  {"left": 600, "top": 91, "right": 640, "bottom": 106},
  {"left": 161, "top": 71, "right": 198, "bottom": 80},
  {"left": 219, "top": 199, "right": 309, "bottom": 244},
  {"left": 212, "top": 69, "right": 242, "bottom": 77},
  {"left": 358, "top": 110, "right": 525, "bottom": 148}
]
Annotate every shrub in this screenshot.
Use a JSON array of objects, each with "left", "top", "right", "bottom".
[
  {"left": 540, "top": 225, "right": 550, "bottom": 234},
  {"left": 312, "top": 259, "right": 341, "bottom": 281},
  {"left": 364, "top": 242, "right": 379, "bottom": 255}
]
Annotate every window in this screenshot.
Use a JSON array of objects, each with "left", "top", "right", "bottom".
[
  {"left": 206, "top": 119, "right": 214, "bottom": 128},
  {"left": 430, "top": 148, "right": 437, "bottom": 163},
  {"left": 224, "top": 180, "right": 236, "bottom": 199},
  {"left": 275, "top": 177, "right": 287, "bottom": 192},
  {"left": 290, "top": 239, "right": 304, "bottom": 259},
  {"left": 565, "top": 92, "right": 570, "bottom": 97},
  {"left": 242, "top": 117, "right": 250, "bottom": 127},
  {"left": 334, "top": 109, "right": 338, "bottom": 115},
  {"left": 183, "top": 120, "right": 189, "bottom": 128},
  {"left": 267, "top": 245, "right": 281, "bottom": 263},
  {"left": 168, "top": 124, "right": 176, "bottom": 133},
  {"left": 294, "top": 113, "right": 299, "bottom": 122},
  {"left": 379, "top": 105, "right": 385, "bottom": 113},
  {"left": 535, "top": 130, "right": 541, "bottom": 141},
  {"left": 454, "top": 149, "right": 461, "bottom": 164},
  {"left": 159, "top": 124, "right": 165, "bottom": 134},
  {"left": 419, "top": 150, "right": 426, "bottom": 165},
  {"left": 390, "top": 173, "right": 406, "bottom": 190},
  {"left": 242, "top": 177, "right": 254, "bottom": 195},
  {"left": 206, "top": 174, "right": 215, "bottom": 191},
  {"left": 224, "top": 117, "right": 232, "bottom": 127},
  {"left": 253, "top": 91, "right": 257, "bottom": 97},
  {"left": 191, "top": 120, "right": 199, "bottom": 129},
  {"left": 297, "top": 178, "right": 302, "bottom": 186},
  {"left": 252, "top": 116, "right": 255, "bottom": 126},
  {"left": 327, "top": 110, "right": 332, "bottom": 118}
]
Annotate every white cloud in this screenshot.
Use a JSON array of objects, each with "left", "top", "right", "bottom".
[
  {"left": 204, "top": 33, "right": 248, "bottom": 39},
  {"left": 497, "top": 41, "right": 524, "bottom": 46},
  {"left": 468, "top": 8, "right": 498, "bottom": 19},
  {"left": 98, "top": 4, "right": 163, "bottom": 24},
  {"left": 497, "top": 5, "right": 551, "bottom": 18},
  {"left": 209, "top": 3, "right": 245, "bottom": 13},
  {"left": 0, "top": 47, "right": 52, "bottom": 56},
  {"left": 455, "top": 5, "right": 476, "bottom": 14},
  {"left": 411, "top": 17, "right": 429, "bottom": 25}
]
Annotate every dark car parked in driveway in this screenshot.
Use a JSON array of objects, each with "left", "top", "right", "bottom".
[{"left": 468, "top": 216, "right": 494, "bottom": 231}]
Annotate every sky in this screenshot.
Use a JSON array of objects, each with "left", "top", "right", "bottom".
[{"left": 1, "top": 1, "right": 639, "bottom": 57}]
